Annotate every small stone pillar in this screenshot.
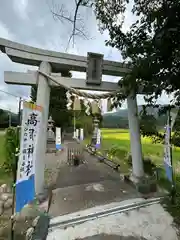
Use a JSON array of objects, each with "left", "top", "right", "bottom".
[
  {"left": 47, "top": 116, "right": 55, "bottom": 143},
  {"left": 91, "top": 116, "right": 99, "bottom": 146}
]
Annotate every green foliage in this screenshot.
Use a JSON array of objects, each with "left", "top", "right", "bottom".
[
  {"left": 140, "top": 113, "right": 157, "bottom": 136},
  {"left": 72, "top": 98, "right": 102, "bottom": 136},
  {"left": 139, "top": 105, "right": 160, "bottom": 140},
  {"left": 172, "top": 132, "right": 180, "bottom": 147},
  {"left": 75, "top": 114, "right": 93, "bottom": 136},
  {"left": 108, "top": 145, "right": 127, "bottom": 159},
  {"left": 73, "top": 101, "right": 93, "bottom": 136},
  {"left": 49, "top": 87, "right": 73, "bottom": 129},
  {"left": 139, "top": 105, "right": 180, "bottom": 147},
  {"left": 4, "top": 127, "right": 20, "bottom": 175},
  {"left": 90, "top": 0, "right": 180, "bottom": 106},
  {"left": 108, "top": 144, "right": 155, "bottom": 175}
]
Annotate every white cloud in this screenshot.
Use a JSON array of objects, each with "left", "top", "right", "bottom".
[
  {"left": 0, "top": 22, "right": 15, "bottom": 40},
  {"left": 0, "top": 1, "right": 171, "bottom": 114},
  {"left": 13, "top": 0, "right": 29, "bottom": 20},
  {"left": 0, "top": 20, "right": 35, "bottom": 113}
]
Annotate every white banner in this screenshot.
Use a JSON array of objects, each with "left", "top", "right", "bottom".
[
  {"left": 80, "top": 128, "right": 84, "bottom": 141},
  {"left": 164, "top": 124, "right": 171, "bottom": 167},
  {"left": 16, "top": 102, "right": 42, "bottom": 183},
  {"left": 56, "top": 127, "right": 61, "bottom": 150},
  {"left": 76, "top": 129, "right": 79, "bottom": 139},
  {"left": 73, "top": 130, "right": 76, "bottom": 139},
  {"left": 96, "top": 129, "right": 101, "bottom": 148},
  {"left": 16, "top": 102, "right": 42, "bottom": 212},
  {"left": 163, "top": 122, "right": 173, "bottom": 182}
]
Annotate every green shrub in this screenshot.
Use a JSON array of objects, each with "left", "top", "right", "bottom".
[
  {"left": 143, "top": 157, "right": 156, "bottom": 175},
  {"left": 108, "top": 145, "right": 156, "bottom": 176},
  {"left": 172, "top": 131, "right": 180, "bottom": 147},
  {"left": 125, "top": 154, "right": 156, "bottom": 175},
  {"left": 108, "top": 145, "right": 127, "bottom": 159},
  {"left": 126, "top": 153, "right": 132, "bottom": 166},
  {"left": 4, "top": 127, "right": 20, "bottom": 176}
]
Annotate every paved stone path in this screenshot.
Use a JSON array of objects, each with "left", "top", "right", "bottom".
[{"left": 48, "top": 147, "right": 140, "bottom": 217}]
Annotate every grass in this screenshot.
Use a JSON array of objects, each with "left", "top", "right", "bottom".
[
  {"left": 101, "top": 128, "right": 180, "bottom": 169},
  {"left": 99, "top": 129, "right": 180, "bottom": 190}
]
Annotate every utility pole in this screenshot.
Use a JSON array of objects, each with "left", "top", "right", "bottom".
[
  {"left": 18, "top": 97, "right": 22, "bottom": 125},
  {"left": 73, "top": 111, "right": 76, "bottom": 138},
  {"left": 8, "top": 109, "right": 11, "bottom": 127}
]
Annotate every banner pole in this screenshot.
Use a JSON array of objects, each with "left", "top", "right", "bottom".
[
  {"left": 168, "top": 108, "right": 176, "bottom": 204},
  {"left": 11, "top": 126, "right": 20, "bottom": 240}
]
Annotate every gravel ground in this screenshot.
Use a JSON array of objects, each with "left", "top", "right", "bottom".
[
  {"left": 47, "top": 201, "right": 179, "bottom": 240},
  {"left": 75, "top": 235, "right": 148, "bottom": 240}
]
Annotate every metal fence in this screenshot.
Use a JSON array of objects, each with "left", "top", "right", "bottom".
[{"left": 67, "top": 141, "right": 84, "bottom": 165}]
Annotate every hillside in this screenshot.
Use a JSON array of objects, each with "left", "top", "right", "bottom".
[{"left": 102, "top": 105, "right": 167, "bottom": 128}]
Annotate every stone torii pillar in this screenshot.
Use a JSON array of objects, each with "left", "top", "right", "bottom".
[
  {"left": 127, "top": 91, "right": 144, "bottom": 179},
  {"left": 35, "top": 61, "right": 51, "bottom": 194}
]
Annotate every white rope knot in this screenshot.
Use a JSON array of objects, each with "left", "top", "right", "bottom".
[
  {"left": 84, "top": 99, "right": 91, "bottom": 115},
  {"left": 73, "top": 97, "right": 81, "bottom": 111},
  {"left": 66, "top": 91, "right": 73, "bottom": 110}
]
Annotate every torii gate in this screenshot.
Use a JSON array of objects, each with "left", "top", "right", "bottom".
[{"left": 0, "top": 38, "right": 144, "bottom": 195}]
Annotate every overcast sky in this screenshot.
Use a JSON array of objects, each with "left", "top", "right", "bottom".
[{"left": 0, "top": 0, "right": 172, "bottom": 113}]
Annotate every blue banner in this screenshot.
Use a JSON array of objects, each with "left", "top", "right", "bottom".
[
  {"left": 163, "top": 123, "right": 173, "bottom": 183},
  {"left": 15, "top": 102, "right": 42, "bottom": 212}
]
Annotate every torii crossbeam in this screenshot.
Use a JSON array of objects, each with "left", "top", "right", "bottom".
[{"left": 0, "top": 38, "right": 144, "bottom": 195}]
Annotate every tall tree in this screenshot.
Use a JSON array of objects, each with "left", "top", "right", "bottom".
[
  {"left": 91, "top": 0, "right": 180, "bottom": 102},
  {"left": 51, "top": 0, "right": 180, "bottom": 142},
  {"left": 52, "top": 0, "right": 180, "bottom": 102},
  {"left": 31, "top": 70, "right": 73, "bottom": 130}
]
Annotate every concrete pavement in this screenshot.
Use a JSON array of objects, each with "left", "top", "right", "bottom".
[{"left": 48, "top": 151, "right": 140, "bottom": 217}]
